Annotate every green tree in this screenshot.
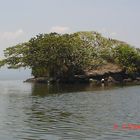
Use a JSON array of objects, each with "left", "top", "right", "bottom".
[
  {"left": 114, "top": 44, "right": 140, "bottom": 72},
  {"left": 1, "top": 32, "right": 95, "bottom": 79},
  {"left": 1, "top": 31, "right": 140, "bottom": 80}
]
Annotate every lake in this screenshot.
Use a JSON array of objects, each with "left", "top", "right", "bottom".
[{"left": 0, "top": 80, "right": 140, "bottom": 140}]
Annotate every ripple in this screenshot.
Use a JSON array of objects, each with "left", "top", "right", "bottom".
[{"left": 0, "top": 81, "right": 140, "bottom": 139}]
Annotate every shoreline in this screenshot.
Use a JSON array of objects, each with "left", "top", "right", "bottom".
[{"left": 24, "top": 71, "right": 140, "bottom": 86}]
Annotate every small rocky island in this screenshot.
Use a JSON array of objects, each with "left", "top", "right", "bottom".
[
  {"left": 25, "top": 63, "right": 140, "bottom": 85},
  {"left": 1, "top": 31, "right": 140, "bottom": 85}
]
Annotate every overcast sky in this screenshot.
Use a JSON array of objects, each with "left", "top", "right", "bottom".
[{"left": 0, "top": 0, "right": 140, "bottom": 79}]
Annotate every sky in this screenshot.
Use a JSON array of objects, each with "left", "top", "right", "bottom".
[{"left": 0, "top": 0, "right": 140, "bottom": 79}]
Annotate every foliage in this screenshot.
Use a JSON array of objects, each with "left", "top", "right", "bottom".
[
  {"left": 114, "top": 44, "right": 140, "bottom": 72},
  {"left": 1, "top": 33, "right": 95, "bottom": 78},
  {"left": 0, "top": 31, "right": 140, "bottom": 78}
]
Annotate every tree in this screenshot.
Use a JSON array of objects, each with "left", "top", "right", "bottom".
[
  {"left": 1, "top": 31, "right": 140, "bottom": 80},
  {"left": 114, "top": 44, "right": 140, "bottom": 72},
  {"left": 0, "top": 32, "right": 95, "bottom": 79}
]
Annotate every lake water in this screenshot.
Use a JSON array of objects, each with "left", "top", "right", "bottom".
[{"left": 0, "top": 80, "right": 140, "bottom": 140}]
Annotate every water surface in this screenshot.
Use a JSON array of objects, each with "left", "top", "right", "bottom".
[{"left": 0, "top": 80, "right": 140, "bottom": 140}]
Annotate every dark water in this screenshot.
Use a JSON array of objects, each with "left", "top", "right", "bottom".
[{"left": 0, "top": 80, "right": 140, "bottom": 140}]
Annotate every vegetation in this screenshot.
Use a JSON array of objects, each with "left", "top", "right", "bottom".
[
  {"left": 0, "top": 31, "right": 140, "bottom": 81},
  {"left": 114, "top": 44, "right": 140, "bottom": 73}
]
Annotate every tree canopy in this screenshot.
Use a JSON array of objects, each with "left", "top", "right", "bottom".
[{"left": 0, "top": 31, "right": 140, "bottom": 80}]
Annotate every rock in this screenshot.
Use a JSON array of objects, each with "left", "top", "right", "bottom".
[
  {"left": 123, "top": 78, "right": 132, "bottom": 83},
  {"left": 24, "top": 71, "right": 140, "bottom": 86},
  {"left": 24, "top": 78, "right": 36, "bottom": 82},
  {"left": 24, "top": 77, "right": 49, "bottom": 83},
  {"left": 89, "top": 78, "right": 98, "bottom": 83},
  {"left": 136, "top": 77, "right": 140, "bottom": 81},
  {"left": 107, "top": 76, "right": 116, "bottom": 83}
]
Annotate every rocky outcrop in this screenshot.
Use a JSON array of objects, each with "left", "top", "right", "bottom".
[
  {"left": 84, "top": 63, "right": 122, "bottom": 76},
  {"left": 25, "top": 63, "right": 140, "bottom": 85}
]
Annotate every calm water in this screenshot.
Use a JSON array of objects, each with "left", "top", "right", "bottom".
[{"left": 0, "top": 80, "right": 140, "bottom": 140}]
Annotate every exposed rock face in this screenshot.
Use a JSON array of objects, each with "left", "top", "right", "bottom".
[
  {"left": 84, "top": 63, "right": 122, "bottom": 76},
  {"left": 25, "top": 77, "right": 49, "bottom": 83},
  {"left": 25, "top": 63, "right": 140, "bottom": 85}
]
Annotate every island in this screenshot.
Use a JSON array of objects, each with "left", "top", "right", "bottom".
[{"left": 0, "top": 31, "right": 140, "bottom": 85}]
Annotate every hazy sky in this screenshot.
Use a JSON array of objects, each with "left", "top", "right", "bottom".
[{"left": 0, "top": 0, "right": 140, "bottom": 79}]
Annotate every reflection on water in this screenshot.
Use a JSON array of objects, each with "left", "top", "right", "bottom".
[
  {"left": 0, "top": 80, "right": 140, "bottom": 140},
  {"left": 31, "top": 82, "right": 119, "bottom": 96}
]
